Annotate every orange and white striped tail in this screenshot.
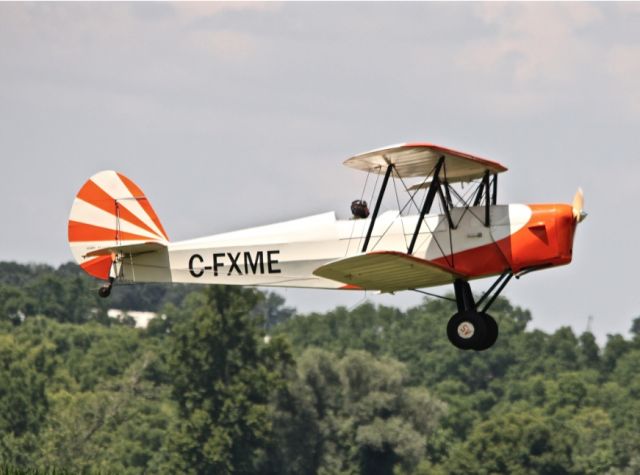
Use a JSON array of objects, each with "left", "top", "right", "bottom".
[{"left": 68, "top": 171, "right": 169, "bottom": 280}]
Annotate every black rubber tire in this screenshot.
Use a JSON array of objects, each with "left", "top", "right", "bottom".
[
  {"left": 473, "top": 313, "right": 499, "bottom": 351},
  {"left": 447, "top": 311, "right": 487, "bottom": 350},
  {"left": 98, "top": 285, "right": 111, "bottom": 298}
]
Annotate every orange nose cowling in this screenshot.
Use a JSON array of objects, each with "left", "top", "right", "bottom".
[
  {"left": 510, "top": 204, "right": 576, "bottom": 273},
  {"left": 431, "top": 203, "right": 577, "bottom": 278},
  {"left": 556, "top": 204, "right": 578, "bottom": 263}
]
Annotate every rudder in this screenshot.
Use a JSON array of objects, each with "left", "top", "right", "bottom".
[{"left": 68, "top": 171, "right": 169, "bottom": 280}]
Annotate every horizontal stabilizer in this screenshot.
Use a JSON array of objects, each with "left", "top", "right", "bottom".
[
  {"left": 313, "top": 251, "right": 462, "bottom": 292},
  {"left": 84, "top": 241, "right": 167, "bottom": 258}
]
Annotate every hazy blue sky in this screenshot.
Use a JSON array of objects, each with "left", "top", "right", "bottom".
[{"left": 1, "top": 2, "right": 639, "bottom": 341}]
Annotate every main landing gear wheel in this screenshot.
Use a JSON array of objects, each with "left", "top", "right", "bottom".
[
  {"left": 447, "top": 311, "right": 487, "bottom": 350},
  {"left": 446, "top": 312, "right": 498, "bottom": 351},
  {"left": 474, "top": 313, "right": 498, "bottom": 351},
  {"left": 448, "top": 278, "right": 507, "bottom": 351}
]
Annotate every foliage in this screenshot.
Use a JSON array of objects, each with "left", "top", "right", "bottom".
[
  {"left": 0, "top": 262, "right": 201, "bottom": 325},
  {"left": 1, "top": 261, "right": 640, "bottom": 474},
  {"left": 161, "top": 286, "right": 293, "bottom": 474},
  {"left": 262, "top": 346, "right": 447, "bottom": 475}
]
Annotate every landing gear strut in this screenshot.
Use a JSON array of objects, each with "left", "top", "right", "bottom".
[{"left": 446, "top": 272, "right": 511, "bottom": 351}]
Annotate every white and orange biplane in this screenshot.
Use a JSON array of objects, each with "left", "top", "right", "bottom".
[{"left": 68, "top": 143, "right": 586, "bottom": 350}]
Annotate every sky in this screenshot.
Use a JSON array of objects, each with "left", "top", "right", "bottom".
[{"left": 1, "top": 2, "right": 639, "bottom": 342}]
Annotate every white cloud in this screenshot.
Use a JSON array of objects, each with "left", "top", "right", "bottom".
[
  {"left": 614, "top": 2, "right": 640, "bottom": 16},
  {"left": 457, "top": 3, "right": 603, "bottom": 86},
  {"left": 186, "top": 29, "right": 259, "bottom": 62},
  {"left": 171, "top": 1, "right": 281, "bottom": 21},
  {"left": 0, "top": 3, "right": 269, "bottom": 72},
  {"left": 607, "top": 44, "right": 640, "bottom": 115}
]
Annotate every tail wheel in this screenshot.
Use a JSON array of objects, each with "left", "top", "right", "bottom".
[
  {"left": 474, "top": 313, "right": 499, "bottom": 351},
  {"left": 447, "top": 311, "right": 487, "bottom": 350},
  {"left": 98, "top": 285, "right": 112, "bottom": 298}
]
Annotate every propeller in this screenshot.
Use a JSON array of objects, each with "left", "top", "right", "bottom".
[{"left": 572, "top": 188, "right": 587, "bottom": 223}]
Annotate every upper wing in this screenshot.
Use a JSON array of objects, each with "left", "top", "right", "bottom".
[
  {"left": 344, "top": 143, "right": 507, "bottom": 181},
  {"left": 313, "top": 251, "right": 463, "bottom": 292}
]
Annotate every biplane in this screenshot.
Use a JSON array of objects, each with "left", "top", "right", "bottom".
[{"left": 68, "top": 143, "right": 586, "bottom": 350}]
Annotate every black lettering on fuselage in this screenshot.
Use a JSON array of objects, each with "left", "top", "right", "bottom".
[
  {"left": 213, "top": 252, "right": 225, "bottom": 276},
  {"left": 244, "top": 251, "right": 264, "bottom": 274},
  {"left": 227, "top": 252, "right": 243, "bottom": 276},
  {"left": 188, "top": 250, "right": 282, "bottom": 278},
  {"left": 189, "top": 254, "right": 204, "bottom": 278},
  {"left": 267, "top": 250, "right": 281, "bottom": 274}
]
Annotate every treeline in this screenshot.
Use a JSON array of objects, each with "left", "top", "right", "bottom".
[
  {"left": 0, "top": 261, "right": 200, "bottom": 321},
  {"left": 0, "top": 261, "right": 639, "bottom": 474}
]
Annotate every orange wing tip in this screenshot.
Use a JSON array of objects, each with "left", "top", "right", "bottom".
[{"left": 340, "top": 284, "right": 364, "bottom": 290}]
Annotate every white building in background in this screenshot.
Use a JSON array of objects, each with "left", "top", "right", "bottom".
[{"left": 107, "top": 309, "right": 158, "bottom": 328}]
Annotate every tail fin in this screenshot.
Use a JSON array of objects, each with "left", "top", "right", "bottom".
[{"left": 68, "top": 171, "right": 169, "bottom": 280}]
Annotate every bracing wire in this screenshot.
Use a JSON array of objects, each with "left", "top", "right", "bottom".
[
  {"left": 356, "top": 167, "right": 381, "bottom": 252},
  {"left": 346, "top": 169, "right": 372, "bottom": 256},
  {"left": 410, "top": 288, "right": 456, "bottom": 302},
  {"left": 391, "top": 170, "right": 409, "bottom": 249},
  {"left": 348, "top": 291, "right": 371, "bottom": 311}
]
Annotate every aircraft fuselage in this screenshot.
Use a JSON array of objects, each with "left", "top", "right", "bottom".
[{"left": 119, "top": 203, "right": 576, "bottom": 291}]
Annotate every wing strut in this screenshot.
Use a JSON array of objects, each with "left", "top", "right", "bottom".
[
  {"left": 473, "top": 171, "right": 493, "bottom": 226},
  {"left": 475, "top": 270, "right": 513, "bottom": 312},
  {"left": 407, "top": 156, "right": 445, "bottom": 255},
  {"left": 483, "top": 171, "right": 491, "bottom": 226},
  {"left": 436, "top": 181, "right": 454, "bottom": 229},
  {"left": 491, "top": 173, "right": 498, "bottom": 205},
  {"left": 361, "top": 163, "right": 394, "bottom": 252}
]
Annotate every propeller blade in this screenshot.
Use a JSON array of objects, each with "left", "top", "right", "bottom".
[{"left": 572, "top": 187, "right": 587, "bottom": 223}]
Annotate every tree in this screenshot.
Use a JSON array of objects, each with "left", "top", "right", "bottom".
[
  {"left": 578, "top": 332, "right": 601, "bottom": 368},
  {"left": 162, "top": 286, "right": 292, "bottom": 474},
  {"left": 4, "top": 260, "right": 640, "bottom": 474},
  {"left": 37, "top": 355, "right": 169, "bottom": 474},
  {"left": 630, "top": 317, "right": 640, "bottom": 339},
  {"left": 0, "top": 284, "right": 34, "bottom": 323},
  {"left": 568, "top": 407, "right": 615, "bottom": 475},
  {"left": 252, "top": 292, "right": 295, "bottom": 330},
  {"left": 446, "top": 408, "right": 573, "bottom": 475},
  {"left": 0, "top": 333, "right": 48, "bottom": 467},
  {"left": 268, "top": 348, "right": 447, "bottom": 475}
]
